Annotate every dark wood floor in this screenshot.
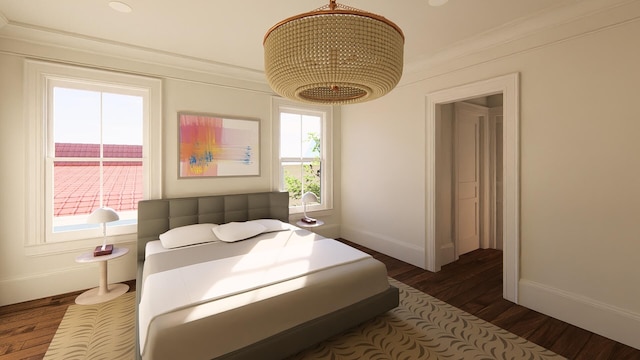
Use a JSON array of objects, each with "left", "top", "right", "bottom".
[
  {"left": 1, "top": 242, "right": 639, "bottom": 360},
  {"left": 339, "top": 239, "right": 640, "bottom": 360},
  {"left": 0, "top": 280, "right": 136, "bottom": 360}
]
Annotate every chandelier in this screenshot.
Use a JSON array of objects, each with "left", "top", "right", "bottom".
[{"left": 263, "top": 0, "right": 404, "bottom": 105}]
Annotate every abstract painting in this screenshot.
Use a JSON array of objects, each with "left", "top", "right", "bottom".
[{"left": 178, "top": 112, "right": 259, "bottom": 177}]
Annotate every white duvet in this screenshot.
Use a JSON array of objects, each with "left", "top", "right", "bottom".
[{"left": 138, "top": 237, "right": 371, "bottom": 354}]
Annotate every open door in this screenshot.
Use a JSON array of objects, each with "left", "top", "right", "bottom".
[{"left": 454, "top": 102, "right": 482, "bottom": 256}]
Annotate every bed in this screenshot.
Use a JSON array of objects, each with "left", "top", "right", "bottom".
[{"left": 135, "top": 191, "right": 398, "bottom": 360}]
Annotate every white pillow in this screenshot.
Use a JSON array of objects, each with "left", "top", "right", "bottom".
[
  {"left": 159, "top": 223, "right": 219, "bottom": 249},
  {"left": 212, "top": 221, "right": 267, "bottom": 242},
  {"left": 248, "top": 219, "right": 290, "bottom": 233}
]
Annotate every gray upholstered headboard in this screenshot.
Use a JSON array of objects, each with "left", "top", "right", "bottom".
[{"left": 136, "top": 191, "right": 289, "bottom": 261}]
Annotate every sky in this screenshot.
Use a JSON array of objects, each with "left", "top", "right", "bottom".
[
  {"left": 53, "top": 87, "right": 143, "bottom": 145},
  {"left": 280, "top": 112, "right": 321, "bottom": 158}
]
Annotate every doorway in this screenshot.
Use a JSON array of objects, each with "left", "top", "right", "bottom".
[
  {"left": 438, "top": 98, "right": 503, "bottom": 262},
  {"left": 425, "top": 73, "right": 519, "bottom": 303}
]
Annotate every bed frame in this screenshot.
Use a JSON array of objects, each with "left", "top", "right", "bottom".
[{"left": 136, "top": 191, "right": 398, "bottom": 360}]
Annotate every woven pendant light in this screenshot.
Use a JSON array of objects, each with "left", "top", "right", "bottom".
[{"left": 264, "top": 0, "right": 404, "bottom": 105}]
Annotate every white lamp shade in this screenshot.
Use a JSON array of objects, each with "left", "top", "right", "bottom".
[
  {"left": 87, "top": 207, "right": 120, "bottom": 224},
  {"left": 302, "top": 192, "right": 318, "bottom": 204}
]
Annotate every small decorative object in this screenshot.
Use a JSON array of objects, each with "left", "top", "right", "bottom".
[
  {"left": 301, "top": 192, "right": 319, "bottom": 224},
  {"left": 87, "top": 207, "right": 119, "bottom": 256},
  {"left": 178, "top": 112, "right": 260, "bottom": 178},
  {"left": 264, "top": 0, "right": 404, "bottom": 105}
]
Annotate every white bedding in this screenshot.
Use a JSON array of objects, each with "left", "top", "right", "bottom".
[
  {"left": 139, "top": 238, "right": 370, "bottom": 353},
  {"left": 139, "top": 226, "right": 391, "bottom": 360}
]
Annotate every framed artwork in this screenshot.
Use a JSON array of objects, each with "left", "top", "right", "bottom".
[{"left": 178, "top": 112, "right": 260, "bottom": 177}]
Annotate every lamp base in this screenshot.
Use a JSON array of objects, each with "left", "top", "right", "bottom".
[
  {"left": 94, "top": 244, "right": 114, "bottom": 256},
  {"left": 301, "top": 216, "right": 317, "bottom": 225}
]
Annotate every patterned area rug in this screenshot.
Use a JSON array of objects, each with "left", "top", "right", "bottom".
[
  {"left": 290, "top": 278, "right": 565, "bottom": 359},
  {"left": 45, "top": 279, "right": 565, "bottom": 360},
  {"left": 44, "top": 291, "right": 136, "bottom": 360}
]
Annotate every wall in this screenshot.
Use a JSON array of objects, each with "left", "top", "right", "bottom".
[
  {"left": 0, "top": 39, "right": 341, "bottom": 305},
  {"left": 1, "top": 0, "right": 637, "bottom": 349},
  {"left": 341, "top": 2, "right": 640, "bottom": 349}
]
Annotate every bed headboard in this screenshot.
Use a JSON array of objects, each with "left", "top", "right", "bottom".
[{"left": 136, "top": 191, "right": 289, "bottom": 261}]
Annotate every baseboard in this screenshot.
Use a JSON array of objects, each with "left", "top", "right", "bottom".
[
  {"left": 519, "top": 279, "right": 640, "bottom": 350},
  {"left": 340, "top": 226, "right": 425, "bottom": 268},
  {"left": 0, "top": 259, "right": 136, "bottom": 306},
  {"left": 438, "top": 242, "right": 456, "bottom": 269}
]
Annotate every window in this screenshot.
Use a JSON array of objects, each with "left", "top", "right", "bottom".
[
  {"left": 49, "top": 86, "right": 143, "bottom": 241},
  {"left": 25, "top": 60, "right": 161, "bottom": 251},
  {"left": 272, "top": 98, "right": 333, "bottom": 214}
]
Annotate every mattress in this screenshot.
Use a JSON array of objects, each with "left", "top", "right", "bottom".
[{"left": 138, "top": 227, "right": 391, "bottom": 360}]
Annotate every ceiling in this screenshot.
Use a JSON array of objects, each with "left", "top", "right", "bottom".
[{"left": 0, "top": 0, "right": 601, "bottom": 81}]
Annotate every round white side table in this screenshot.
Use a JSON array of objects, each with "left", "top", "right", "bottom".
[{"left": 75, "top": 247, "right": 130, "bottom": 305}]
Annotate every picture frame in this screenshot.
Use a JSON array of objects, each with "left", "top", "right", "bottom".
[{"left": 178, "top": 112, "right": 260, "bottom": 178}]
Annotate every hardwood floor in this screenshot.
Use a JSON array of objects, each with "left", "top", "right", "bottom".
[
  {"left": 0, "top": 280, "right": 136, "bottom": 360},
  {"left": 340, "top": 239, "right": 640, "bottom": 360},
  {"left": 1, "top": 244, "right": 638, "bottom": 360}
]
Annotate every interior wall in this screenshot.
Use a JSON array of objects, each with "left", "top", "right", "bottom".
[
  {"left": 340, "top": 92, "right": 427, "bottom": 267},
  {"left": 161, "top": 79, "right": 272, "bottom": 197},
  {"left": 463, "top": 94, "right": 503, "bottom": 107},
  {"left": 340, "top": 7, "right": 640, "bottom": 349},
  {"left": 0, "top": 40, "right": 342, "bottom": 305}
]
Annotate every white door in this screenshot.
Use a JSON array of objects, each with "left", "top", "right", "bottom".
[{"left": 455, "top": 103, "right": 480, "bottom": 256}]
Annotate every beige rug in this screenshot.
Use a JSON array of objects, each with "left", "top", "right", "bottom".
[
  {"left": 45, "top": 279, "right": 565, "bottom": 360},
  {"left": 290, "top": 278, "right": 565, "bottom": 359},
  {"left": 44, "top": 291, "right": 136, "bottom": 360}
]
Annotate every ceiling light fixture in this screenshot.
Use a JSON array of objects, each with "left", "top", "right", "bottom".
[{"left": 263, "top": 0, "right": 404, "bottom": 105}]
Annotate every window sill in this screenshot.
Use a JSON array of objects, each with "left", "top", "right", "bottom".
[{"left": 25, "top": 233, "right": 137, "bottom": 257}]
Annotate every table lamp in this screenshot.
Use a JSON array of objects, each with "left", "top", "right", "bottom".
[
  {"left": 301, "top": 192, "right": 318, "bottom": 224},
  {"left": 87, "top": 207, "right": 119, "bottom": 256}
]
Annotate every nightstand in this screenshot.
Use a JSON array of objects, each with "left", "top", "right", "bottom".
[{"left": 75, "top": 247, "right": 130, "bottom": 305}]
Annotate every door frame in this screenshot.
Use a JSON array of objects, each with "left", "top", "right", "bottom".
[
  {"left": 489, "top": 106, "right": 504, "bottom": 250},
  {"left": 425, "top": 73, "right": 520, "bottom": 303}
]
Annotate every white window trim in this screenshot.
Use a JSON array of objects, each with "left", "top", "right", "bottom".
[
  {"left": 24, "top": 60, "right": 162, "bottom": 255},
  {"left": 271, "top": 97, "right": 333, "bottom": 215}
]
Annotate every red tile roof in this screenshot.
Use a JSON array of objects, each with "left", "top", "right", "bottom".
[
  {"left": 56, "top": 143, "right": 143, "bottom": 158},
  {"left": 54, "top": 144, "right": 143, "bottom": 217}
]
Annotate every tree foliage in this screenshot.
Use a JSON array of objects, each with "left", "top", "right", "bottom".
[{"left": 284, "top": 132, "right": 321, "bottom": 202}]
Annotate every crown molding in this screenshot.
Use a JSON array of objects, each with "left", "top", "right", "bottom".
[
  {"left": 401, "top": 0, "right": 639, "bottom": 85},
  {"left": 0, "top": 21, "right": 268, "bottom": 85},
  {"left": 1, "top": 0, "right": 637, "bottom": 89}
]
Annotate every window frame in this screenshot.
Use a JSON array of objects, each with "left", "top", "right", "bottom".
[
  {"left": 272, "top": 97, "right": 333, "bottom": 215},
  {"left": 24, "top": 60, "right": 162, "bottom": 254}
]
